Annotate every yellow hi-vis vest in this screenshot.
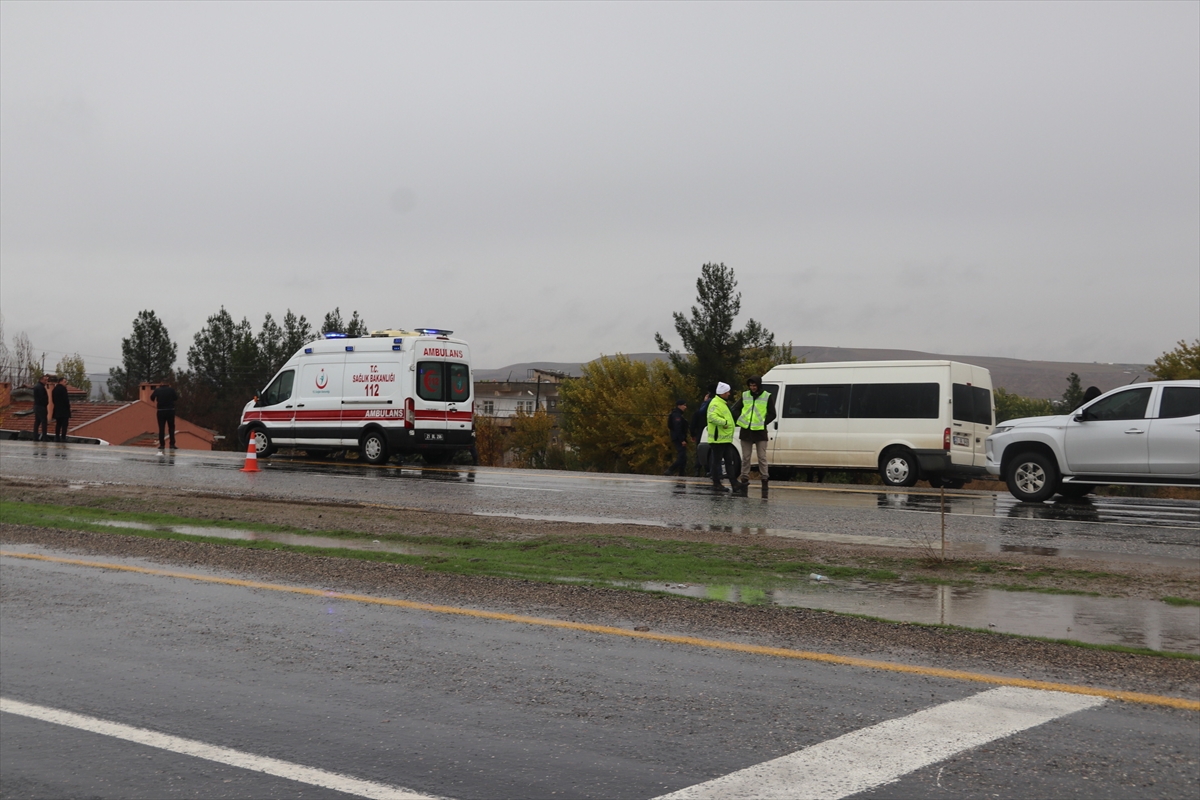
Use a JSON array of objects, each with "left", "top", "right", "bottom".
[
  {"left": 706, "top": 395, "right": 735, "bottom": 444},
  {"left": 737, "top": 390, "right": 771, "bottom": 430}
]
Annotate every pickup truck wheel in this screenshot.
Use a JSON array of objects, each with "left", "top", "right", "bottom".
[
  {"left": 252, "top": 428, "right": 274, "bottom": 458},
  {"left": 1005, "top": 451, "right": 1059, "bottom": 502},
  {"left": 360, "top": 431, "right": 389, "bottom": 465},
  {"left": 880, "top": 448, "right": 919, "bottom": 487}
]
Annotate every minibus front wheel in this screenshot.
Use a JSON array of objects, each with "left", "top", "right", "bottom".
[{"left": 880, "top": 447, "right": 920, "bottom": 487}]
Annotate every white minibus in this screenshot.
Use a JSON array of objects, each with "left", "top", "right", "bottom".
[{"left": 730, "top": 360, "right": 994, "bottom": 487}]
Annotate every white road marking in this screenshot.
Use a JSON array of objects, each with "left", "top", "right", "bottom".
[
  {"left": 0, "top": 697, "right": 444, "bottom": 800},
  {"left": 654, "top": 686, "right": 1105, "bottom": 800}
]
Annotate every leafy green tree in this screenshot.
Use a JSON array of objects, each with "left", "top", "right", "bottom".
[
  {"left": 1148, "top": 339, "right": 1200, "bottom": 380},
  {"left": 655, "top": 262, "right": 794, "bottom": 396},
  {"left": 320, "top": 308, "right": 368, "bottom": 337},
  {"left": 281, "top": 310, "right": 314, "bottom": 357},
  {"left": 108, "top": 310, "right": 177, "bottom": 400},
  {"left": 994, "top": 387, "right": 1056, "bottom": 423},
  {"left": 345, "top": 310, "right": 369, "bottom": 337},
  {"left": 559, "top": 354, "right": 686, "bottom": 473},
  {"left": 55, "top": 354, "right": 91, "bottom": 395},
  {"left": 187, "top": 307, "right": 254, "bottom": 393},
  {"left": 1057, "top": 372, "right": 1085, "bottom": 413},
  {"left": 255, "top": 313, "right": 288, "bottom": 377}
]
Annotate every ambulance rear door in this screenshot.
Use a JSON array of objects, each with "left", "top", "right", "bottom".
[{"left": 412, "top": 338, "right": 471, "bottom": 445}]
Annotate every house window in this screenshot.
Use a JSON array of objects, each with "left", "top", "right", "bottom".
[
  {"left": 479, "top": 400, "right": 495, "bottom": 415},
  {"left": 515, "top": 400, "right": 534, "bottom": 414},
  {"left": 546, "top": 397, "right": 558, "bottom": 411}
]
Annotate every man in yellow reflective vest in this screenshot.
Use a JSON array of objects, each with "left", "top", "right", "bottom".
[
  {"left": 735, "top": 376, "right": 777, "bottom": 498},
  {"left": 706, "top": 381, "right": 739, "bottom": 494}
]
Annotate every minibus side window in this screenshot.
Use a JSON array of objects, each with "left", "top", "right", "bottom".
[
  {"left": 955, "top": 384, "right": 993, "bottom": 425},
  {"left": 448, "top": 364, "right": 471, "bottom": 402},
  {"left": 783, "top": 385, "right": 850, "bottom": 418},
  {"left": 417, "top": 362, "right": 445, "bottom": 401},
  {"left": 972, "top": 387, "right": 993, "bottom": 425},
  {"left": 850, "top": 383, "right": 939, "bottom": 419},
  {"left": 261, "top": 370, "right": 295, "bottom": 406},
  {"left": 952, "top": 384, "right": 974, "bottom": 423}
]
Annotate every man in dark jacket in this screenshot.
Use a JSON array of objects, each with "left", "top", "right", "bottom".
[
  {"left": 50, "top": 377, "right": 71, "bottom": 442},
  {"left": 150, "top": 382, "right": 179, "bottom": 451},
  {"left": 665, "top": 399, "right": 689, "bottom": 476},
  {"left": 32, "top": 375, "right": 50, "bottom": 441}
]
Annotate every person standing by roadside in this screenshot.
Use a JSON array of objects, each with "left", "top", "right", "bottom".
[
  {"left": 50, "top": 376, "right": 71, "bottom": 442},
  {"left": 150, "top": 381, "right": 179, "bottom": 452},
  {"left": 665, "top": 399, "right": 689, "bottom": 476},
  {"left": 735, "top": 376, "right": 776, "bottom": 498},
  {"left": 32, "top": 374, "right": 50, "bottom": 442},
  {"left": 690, "top": 384, "right": 715, "bottom": 476},
  {"left": 706, "top": 382, "right": 738, "bottom": 493}
]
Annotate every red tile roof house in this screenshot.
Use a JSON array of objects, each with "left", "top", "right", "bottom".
[{"left": 0, "top": 382, "right": 215, "bottom": 449}]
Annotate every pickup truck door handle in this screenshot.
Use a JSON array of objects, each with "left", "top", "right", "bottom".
[{"left": 1124, "top": 428, "right": 1145, "bottom": 434}]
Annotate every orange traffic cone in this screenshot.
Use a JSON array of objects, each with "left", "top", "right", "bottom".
[{"left": 240, "top": 432, "right": 259, "bottom": 473}]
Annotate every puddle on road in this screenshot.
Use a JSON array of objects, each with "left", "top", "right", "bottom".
[
  {"left": 639, "top": 578, "right": 1200, "bottom": 654},
  {"left": 79, "top": 520, "right": 1197, "bottom": 653},
  {"left": 86, "top": 519, "right": 428, "bottom": 556}
]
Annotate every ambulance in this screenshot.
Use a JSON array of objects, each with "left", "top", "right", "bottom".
[{"left": 238, "top": 328, "right": 473, "bottom": 464}]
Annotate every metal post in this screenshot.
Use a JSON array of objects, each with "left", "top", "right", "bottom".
[{"left": 940, "top": 484, "right": 946, "bottom": 559}]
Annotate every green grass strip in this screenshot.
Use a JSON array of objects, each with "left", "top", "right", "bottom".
[{"left": 1162, "top": 596, "right": 1200, "bottom": 607}]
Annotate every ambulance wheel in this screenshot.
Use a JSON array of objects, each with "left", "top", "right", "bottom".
[
  {"left": 360, "top": 431, "right": 389, "bottom": 465},
  {"left": 880, "top": 447, "right": 919, "bottom": 487},
  {"left": 252, "top": 428, "right": 275, "bottom": 458}
]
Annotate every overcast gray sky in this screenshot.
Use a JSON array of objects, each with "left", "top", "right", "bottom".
[{"left": 2, "top": 1, "right": 1197, "bottom": 374}]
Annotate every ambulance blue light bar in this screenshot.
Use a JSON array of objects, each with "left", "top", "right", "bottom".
[
  {"left": 415, "top": 328, "right": 453, "bottom": 336},
  {"left": 324, "top": 332, "right": 347, "bottom": 339}
]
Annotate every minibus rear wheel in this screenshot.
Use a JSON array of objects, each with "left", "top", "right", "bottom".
[{"left": 880, "top": 447, "right": 919, "bottom": 487}]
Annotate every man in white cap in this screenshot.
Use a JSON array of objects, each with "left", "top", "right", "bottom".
[{"left": 706, "top": 381, "right": 739, "bottom": 493}]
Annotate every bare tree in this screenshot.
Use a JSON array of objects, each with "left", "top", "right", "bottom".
[{"left": 11, "top": 331, "right": 35, "bottom": 386}]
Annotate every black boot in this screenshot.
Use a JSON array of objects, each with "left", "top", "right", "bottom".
[
  {"left": 736, "top": 478, "right": 750, "bottom": 497},
  {"left": 761, "top": 479, "right": 769, "bottom": 499},
  {"left": 712, "top": 482, "right": 729, "bottom": 493}
]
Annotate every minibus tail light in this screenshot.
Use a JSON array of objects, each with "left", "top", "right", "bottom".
[
  {"left": 405, "top": 397, "right": 415, "bottom": 426},
  {"left": 943, "top": 427, "right": 951, "bottom": 451}
]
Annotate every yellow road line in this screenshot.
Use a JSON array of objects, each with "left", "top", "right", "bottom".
[{"left": 3, "top": 549, "right": 1196, "bottom": 711}]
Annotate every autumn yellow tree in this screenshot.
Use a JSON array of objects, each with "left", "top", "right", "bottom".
[
  {"left": 1148, "top": 339, "right": 1200, "bottom": 380},
  {"left": 559, "top": 354, "right": 688, "bottom": 474},
  {"left": 473, "top": 414, "right": 505, "bottom": 466},
  {"left": 509, "top": 408, "right": 556, "bottom": 468}
]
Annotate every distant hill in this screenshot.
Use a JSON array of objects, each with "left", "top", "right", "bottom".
[{"left": 474, "top": 347, "right": 1151, "bottom": 399}]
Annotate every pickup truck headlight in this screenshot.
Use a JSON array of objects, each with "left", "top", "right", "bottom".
[{"left": 993, "top": 425, "right": 1014, "bottom": 434}]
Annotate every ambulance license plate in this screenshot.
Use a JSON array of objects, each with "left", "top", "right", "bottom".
[
  {"left": 952, "top": 434, "right": 970, "bottom": 447},
  {"left": 425, "top": 432, "right": 444, "bottom": 442}
]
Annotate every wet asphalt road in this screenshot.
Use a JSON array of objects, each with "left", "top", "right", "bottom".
[
  {"left": 2, "top": 441, "right": 1198, "bottom": 563},
  {"left": 2, "top": 550, "right": 1198, "bottom": 799}
]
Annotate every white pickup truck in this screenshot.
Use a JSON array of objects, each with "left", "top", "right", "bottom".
[{"left": 985, "top": 380, "right": 1200, "bottom": 502}]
